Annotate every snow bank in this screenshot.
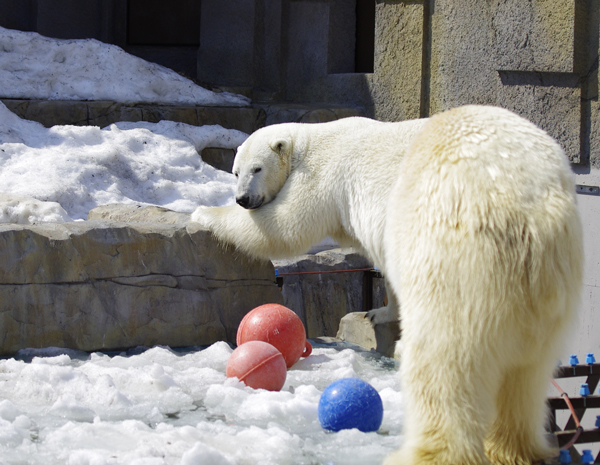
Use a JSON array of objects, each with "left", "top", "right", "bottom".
[
  {"left": 0, "top": 26, "right": 249, "bottom": 106},
  {"left": 0, "top": 102, "right": 247, "bottom": 222},
  {"left": 0, "top": 193, "right": 71, "bottom": 224},
  {"left": 0, "top": 343, "right": 403, "bottom": 465}
]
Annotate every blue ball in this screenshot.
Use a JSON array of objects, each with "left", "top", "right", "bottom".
[{"left": 318, "top": 378, "right": 383, "bottom": 432}]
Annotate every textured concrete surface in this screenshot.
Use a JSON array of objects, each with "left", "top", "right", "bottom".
[
  {"left": 370, "top": 1, "right": 424, "bottom": 122},
  {"left": 273, "top": 249, "right": 386, "bottom": 339},
  {"left": 200, "top": 147, "right": 236, "bottom": 173},
  {"left": 0, "top": 99, "right": 266, "bottom": 134},
  {"left": 0, "top": 210, "right": 283, "bottom": 356},
  {"left": 336, "top": 311, "right": 400, "bottom": 359},
  {"left": 492, "top": 0, "right": 576, "bottom": 73},
  {"left": 424, "top": 0, "right": 589, "bottom": 165},
  {"left": 87, "top": 204, "right": 191, "bottom": 224}
]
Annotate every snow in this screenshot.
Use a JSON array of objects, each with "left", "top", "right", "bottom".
[
  {"left": 0, "top": 101, "right": 246, "bottom": 222},
  {"left": 0, "top": 343, "right": 403, "bottom": 465},
  {"left": 0, "top": 27, "right": 249, "bottom": 106},
  {"left": 0, "top": 26, "right": 250, "bottom": 222},
  {"left": 0, "top": 192, "right": 72, "bottom": 224}
]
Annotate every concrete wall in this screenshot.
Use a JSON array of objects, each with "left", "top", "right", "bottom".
[
  {"left": 193, "top": 1, "right": 600, "bottom": 167},
  {"left": 195, "top": 0, "right": 376, "bottom": 103}
]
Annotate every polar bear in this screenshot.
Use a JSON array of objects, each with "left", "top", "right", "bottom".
[
  {"left": 193, "top": 114, "right": 426, "bottom": 324},
  {"left": 192, "top": 105, "right": 583, "bottom": 465}
]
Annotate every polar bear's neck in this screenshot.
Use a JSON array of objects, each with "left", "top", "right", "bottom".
[{"left": 294, "top": 117, "right": 428, "bottom": 271}]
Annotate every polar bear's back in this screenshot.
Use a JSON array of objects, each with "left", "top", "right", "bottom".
[
  {"left": 403, "top": 105, "right": 574, "bottom": 209},
  {"left": 397, "top": 105, "right": 578, "bottom": 240},
  {"left": 388, "top": 105, "right": 582, "bottom": 364}
]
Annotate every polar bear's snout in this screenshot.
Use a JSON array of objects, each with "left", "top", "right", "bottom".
[
  {"left": 236, "top": 193, "right": 264, "bottom": 209},
  {"left": 234, "top": 169, "right": 266, "bottom": 209},
  {"left": 236, "top": 194, "right": 251, "bottom": 208}
]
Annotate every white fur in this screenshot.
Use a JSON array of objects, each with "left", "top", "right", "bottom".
[
  {"left": 193, "top": 116, "right": 426, "bottom": 264},
  {"left": 192, "top": 116, "right": 425, "bottom": 323},
  {"left": 192, "top": 106, "right": 583, "bottom": 465},
  {"left": 383, "top": 106, "right": 582, "bottom": 465}
]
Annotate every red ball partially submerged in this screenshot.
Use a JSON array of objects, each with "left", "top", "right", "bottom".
[
  {"left": 226, "top": 340, "right": 287, "bottom": 391},
  {"left": 237, "top": 303, "right": 312, "bottom": 368}
]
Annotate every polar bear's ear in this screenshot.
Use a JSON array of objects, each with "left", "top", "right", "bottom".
[{"left": 270, "top": 138, "right": 292, "bottom": 156}]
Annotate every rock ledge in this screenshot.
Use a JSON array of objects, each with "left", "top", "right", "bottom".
[{"left": 0, "top": 210, "right": 282, "bottom": 356}]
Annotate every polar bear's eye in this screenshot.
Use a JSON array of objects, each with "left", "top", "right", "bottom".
[
  {"left": 234, "top": 172, "right": 239, "bottom": 178},
  {"left": 253, "top": 167, "right": 262, "bottom": 174}
]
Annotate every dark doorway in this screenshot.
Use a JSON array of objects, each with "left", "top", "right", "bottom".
[
  {"left": 355, "top": 0, "right": 375, "bottom": 73},
  {"left": 127, "top": 0, "right": 200, "bottom": 46}
]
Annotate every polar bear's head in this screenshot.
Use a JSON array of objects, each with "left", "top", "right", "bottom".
[{"left": 232, "top": 128, "right": 294, "bottom": 210}]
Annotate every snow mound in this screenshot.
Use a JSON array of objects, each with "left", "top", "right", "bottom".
[
  {"left": 0, "top": 343, "right": 403, "bottom": 465},
  {"left": 0, "top": 102, "right": 248, "bottom": 222},
  {"left": 0, "top": 26, "right": 249, "bottom": 106},
  {"left": 0, "top": 193, "right": 72, "bottom": 224}
]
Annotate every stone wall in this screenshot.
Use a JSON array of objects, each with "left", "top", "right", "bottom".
[
  {"left": 0, "top": 99, "right": 266, "bottom": 134},
  {"left": 283, "top": 0, "right": 598, "bottom": 167},
  {"left": 0, "top": 206, "right": 283, "bottom": 356},
  {"left": 194, "top": 0, "right": 599, "bottom": 167},
  {"left": 273, "top": 249, "right": 386, "bottom": 339},
  {"left": 1, "top": 99, "right": 365, "bottom": 134},
  {"left": 410, "top": 1, "right": 598, "bottom": 167},
  {"left": 421, "top": 0, "right": 598, "bottom": 167}
]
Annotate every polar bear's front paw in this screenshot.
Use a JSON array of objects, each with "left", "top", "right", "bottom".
[
  {"left": 190, "top": 206, "right": 214, "bottom": 229},
  {"left": 365, "top": 305, "right": 398, "bottom": 325}
]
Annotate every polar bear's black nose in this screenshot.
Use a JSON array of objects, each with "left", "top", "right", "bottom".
[{"left": 236, "top": 195, "right": 251, "bottom": 208}]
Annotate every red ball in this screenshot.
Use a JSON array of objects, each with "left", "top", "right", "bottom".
[
  {"left": 226, "top": 341, "right": 287, "bottom": 391},
  {"left": 237, "top": 303, "right": 312, "bottom": 368}
]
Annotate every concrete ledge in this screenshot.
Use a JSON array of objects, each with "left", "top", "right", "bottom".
[
  {"left": 0, "top": 217, "right": 283, "bottom": 356},
  {"left": 1, "top": 99, "right": 266, "bottom": 134},
  {"left": 1, "top": 99, "right": 366, "bottom": 135},
  {"left": 254, "top": 102, "right": 366, "bottom": 126}
]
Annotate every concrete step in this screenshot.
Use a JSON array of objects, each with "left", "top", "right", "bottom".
[{"left": 1, "top": 99, "right": 366, "bottom": 135}]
